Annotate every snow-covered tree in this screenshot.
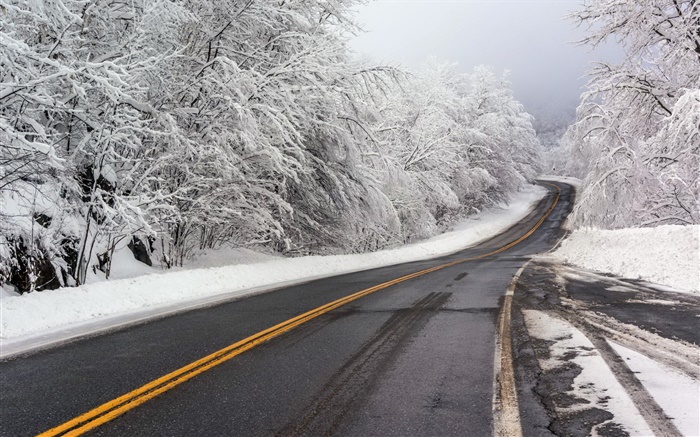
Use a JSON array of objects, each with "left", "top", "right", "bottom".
[
  {"left": 154, "top": 0, "right": 400, "bottom": 257},
  {"left": 564, "top": 0, "right": 699, "bottom": 228},
  {"left": 0, "top": 0, "right": 400, "bottom": 289},
  {"left": 367, "top": 62, "right": 543, "bottom": 242},
  {"left": 0, "top": 0, "right": 545, "bottom": 293}
]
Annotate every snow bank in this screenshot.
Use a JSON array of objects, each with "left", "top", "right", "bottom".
[
  {"left": 0, "top": 185, "right": 546, "bottom": 344},
  {"left": 84, "top": 246, "right": 280, "bottom": 284},
  {"left": 550, "top": 225, "right": 699, "bottom": 293}
]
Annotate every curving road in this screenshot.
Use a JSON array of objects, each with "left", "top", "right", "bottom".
[{"left": 0, "top": 182, "right": 575, "bottom": 437}]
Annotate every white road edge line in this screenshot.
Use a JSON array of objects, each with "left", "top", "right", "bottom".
[{"left": 492, "top": 260, "right": 530, "bottom": 437}]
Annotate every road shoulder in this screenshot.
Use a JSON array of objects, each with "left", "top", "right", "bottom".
[{"left": 511, "top": 261, "right": 699, "bottom": 436}]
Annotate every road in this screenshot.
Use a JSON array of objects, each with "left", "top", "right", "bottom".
[{"left": 0, "top": 181, "right": 574, "bottom": 437}]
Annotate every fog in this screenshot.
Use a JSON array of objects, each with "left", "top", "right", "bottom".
[{"left": 349, "top": 0, "right": 624, "bottom": 121}]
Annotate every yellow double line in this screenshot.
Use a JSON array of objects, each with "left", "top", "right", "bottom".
[{"left": 39, "top": 184, "right": 561, "bottom": 437}]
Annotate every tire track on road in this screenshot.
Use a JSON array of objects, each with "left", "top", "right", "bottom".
[
  {"left": 511, "top": 262, "right": 691, "bottom": 437},
  {"left": 277, "top": 292, "right": 452, "bottom": 437}
]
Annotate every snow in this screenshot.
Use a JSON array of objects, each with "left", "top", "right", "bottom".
[
  {"left": 184, "top": 247, "right": 280, "bottom": 269},
  {"left": 84, "top": 243, "right": 158, "bottom": 284},
  {"left": 1, "top": 286, "right": 20, "bottom": 300},
  {"left": 608, "top": 341, "right": 699, "bottom": 436},
  {"left": 0, "top": 185, "right": 546, "bottom": 355},
  {"left": 79, "top": 242, "right": 281, "bottom": 285},
  {"left": 523, "top": 310, "right": 654, "bottom": 436},
  {"left": 550, "top": 224, "right": 699, "bottom": 294}
]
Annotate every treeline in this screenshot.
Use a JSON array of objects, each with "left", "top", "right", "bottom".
[
  {"left": 558, "top": 0, "right": 699, "bottom": 229},
  {"left": 0, "top": 0, "right": 542, "bottom": 292}
]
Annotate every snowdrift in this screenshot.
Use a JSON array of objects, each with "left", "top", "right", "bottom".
[{"left": 551, "top": 225, "right": 699, "bottom": 293}]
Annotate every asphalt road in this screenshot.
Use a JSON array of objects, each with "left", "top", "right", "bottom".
[{"left": 0, "top": 181, "right": 574, "bottom": 437}]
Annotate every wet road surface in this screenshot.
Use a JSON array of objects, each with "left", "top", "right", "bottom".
[{"left": 0, "top": 182, "right": 574, "bottom": 436}]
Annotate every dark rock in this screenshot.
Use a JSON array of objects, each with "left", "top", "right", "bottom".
[
  {"left": 128, "top": 236, "right": 153, "bottom": 266},
  {"left": 6, "top": 237, "right": 62, "bottom": 293},
  {"left": 33, "top": 213, "right": 52, "bottom": 228}
]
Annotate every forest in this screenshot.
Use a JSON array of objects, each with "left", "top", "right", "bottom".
[
  {"left": 2, "top": 0, "right": 698, "bottom": 294},
  {"left": 558, "top": 0, "right": 699, "bottom": 229},
  {"left": 0, "top": 0, "right": 543, "bottom": 292}
]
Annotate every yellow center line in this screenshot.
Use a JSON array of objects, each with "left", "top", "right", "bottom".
[{"left": 38, "top": 183, "right": 561, "bottom": 437}]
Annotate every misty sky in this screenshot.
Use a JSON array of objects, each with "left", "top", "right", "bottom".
[{"left": 349, "top": 0, "right": 624, "bottom": 120}]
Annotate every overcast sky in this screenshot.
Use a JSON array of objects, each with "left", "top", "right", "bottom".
[{"left": 349, "top": 0, "right": 624, "bottom": 120}]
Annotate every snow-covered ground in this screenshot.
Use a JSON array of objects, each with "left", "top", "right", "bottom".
[
  {"left": 550, "top": 224, "right": 700, "bottom": 293},
  {"left": 84, "top": 245, "right": 282, "bottom": 284},
  {"left": 523, "top": 310, "right": 654, "bottom": 436},
  {"left": 0, "top": 185, "right": 546, "bottom": 355},
  {"left": 608, "top": 341, "right": 699, "bottom": 436}
]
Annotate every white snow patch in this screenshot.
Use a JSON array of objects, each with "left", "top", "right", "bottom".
[
  {"left": 606, "top": 285, "right": 639, "bottom": 293},
  {"left": 608, "top": 341, "right": 700, "bottom": 436},
  {"left": 82, "top": 245, "right": 281, "bottom": 284},
  {"left": 625, "top": 299, "right": 680, "bottom": 306},
  {"left": 551, "top": 225, "right": 699, "bottom": 294},
  {"left": 523, "top": 310, "right": 653, "bottom": 436},
  {"left": 84, "top": 244, "right": 158, "bottom": 284},
  {"left": 1, "top": 285, "right": 20, "bottom": 299},
  {"left": 0, "top": 185, "right": 546, "bottom": 350},
  {"left": 184, "top": 246, "right": 280, "bottom": 269}
]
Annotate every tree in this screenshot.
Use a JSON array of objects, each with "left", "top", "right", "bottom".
[
  {"left": 367, "top": 62, "right": 543, "bottom": 242},
  {"left": 564, "top": 0, "right": 699, "bottom": 228},
  {"left": 0, "top": 0, "right": 545, "bottom": 292}
]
